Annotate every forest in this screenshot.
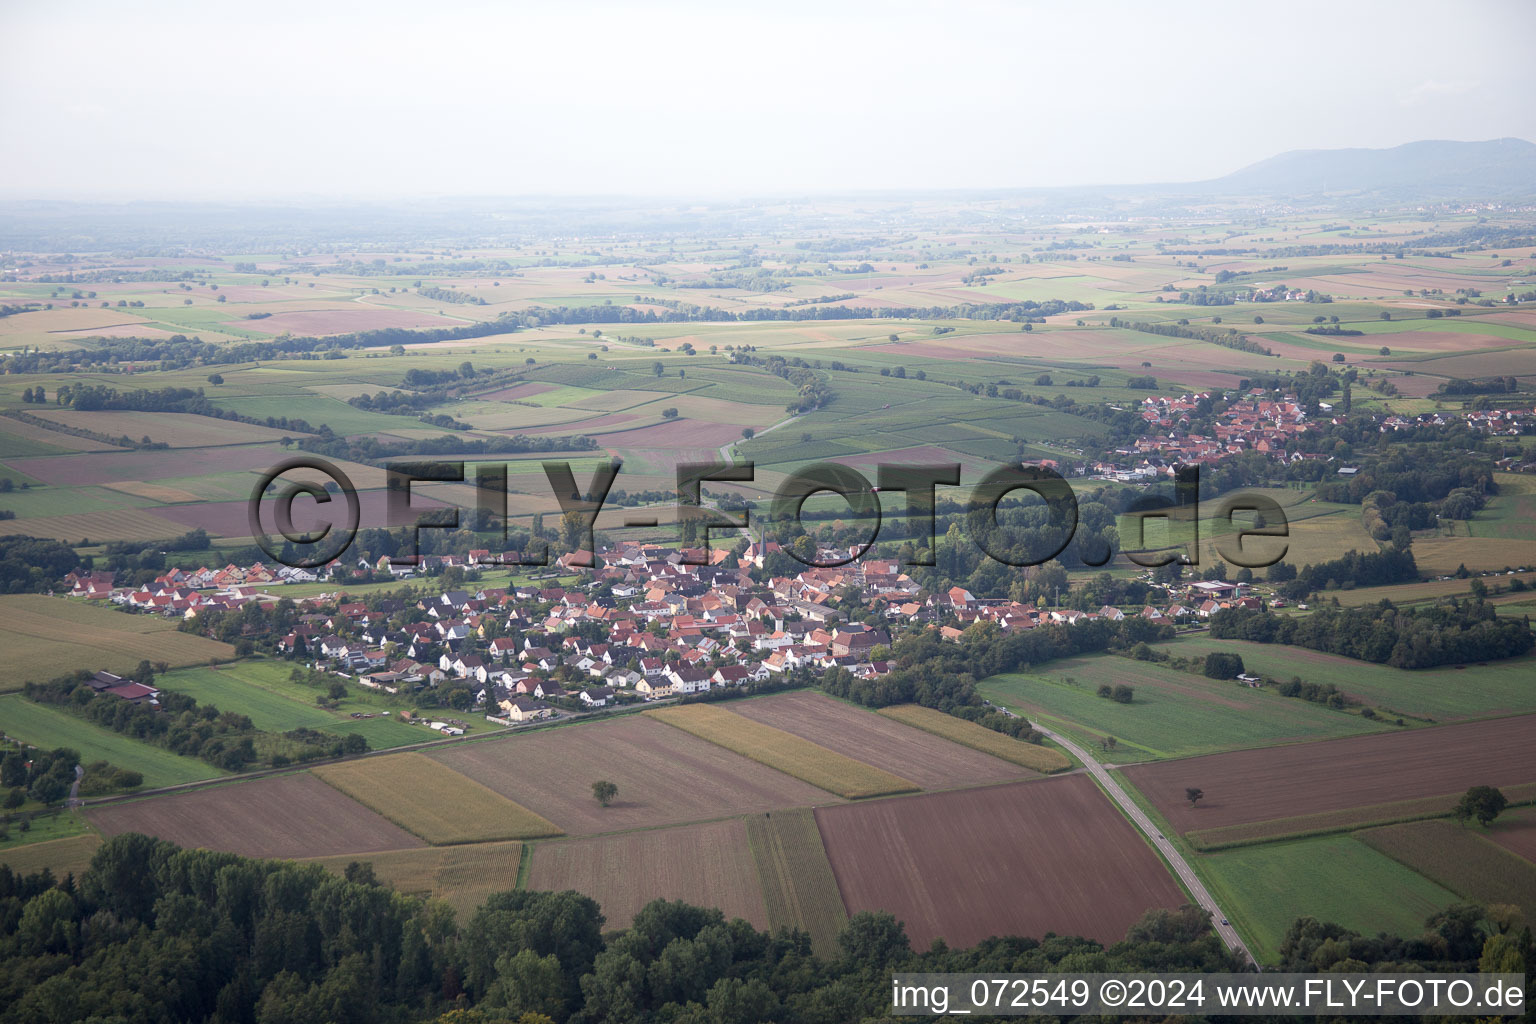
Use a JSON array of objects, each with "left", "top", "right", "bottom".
[{"left": 1208, "top": 598, "right": 1535, "bottom": 669}]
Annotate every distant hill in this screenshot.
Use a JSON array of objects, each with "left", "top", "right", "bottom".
[{"left": 1204, "top": 138, "right": 1536, "bottom": 199}]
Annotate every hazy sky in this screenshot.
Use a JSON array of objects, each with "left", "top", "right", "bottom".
[{"left": 2, "top": 0, "right": 1533, "bottom": 200}]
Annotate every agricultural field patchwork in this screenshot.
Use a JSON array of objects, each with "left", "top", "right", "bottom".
[
  {"left": 980, "top": 653, "right": 1386, "bottom": 761},
  {"left": 0, "top": 595, "right": 236, "bottom": 692},
  {"left": 1196, "top": 834, "right": 1462, "bottom": 965},
  {"left": 875, "top": 703, "right": 1072, "bottom": 773},
  {"left": 1122, "top": 714, "right": 1536, "bottom": 840},
  {"left": 1359, "top": 819, "right": 1536, "bottom": 923},
  {"left": 726, "top": 691, "right": 1027, "bottom": 790},
  {"left": 527, "top": 818, "right": 769, "bottom": 931},
  {"left": 86, "top": 773, "right": 424, "bottom": 858},
  {"left": 744, "top": 807, "right": 847, "bottom": 956},
  {"left": 314, "top": 752, "right": 563, "bottom": 844},
  {"left": 1162, "top": 637, "right": 1536, "bottom": 722},
  {"left": 429, "top": 715, "right": 841, "bottom": 835},
  {"left": 646, "top": 703, "right": 919, "bottom": 799},
  {"left": 303, "top": 842, "right": 524, "bottom": 917},
  {"left": 815, "top": 776, "right": 1187, "bottom": 948}
]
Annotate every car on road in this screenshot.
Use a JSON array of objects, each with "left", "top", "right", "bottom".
[{"left": 1220, "top": 918, "right": 1229, "bottom": 925}]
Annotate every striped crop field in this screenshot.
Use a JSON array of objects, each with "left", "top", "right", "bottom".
[
  {"left": 645, "top": 704, "right": 918, "bottom": 799},
  {"left": 313, "top": 753, "right": 563, "bottom": 844}
]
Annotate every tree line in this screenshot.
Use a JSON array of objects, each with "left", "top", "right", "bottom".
[
  {"left": 24, "top": 667, "right": 367, "bottom": 773},
  {"left": 1208, "top": 598, "right": 1534, "bottom": 669},
  {"left": 0, "top": 833, "right": 1521, "bottom": 1023}
]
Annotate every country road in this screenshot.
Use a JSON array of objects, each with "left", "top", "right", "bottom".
[{"left": 1032, "top": 723, "right": 1257, "bottom": 965}]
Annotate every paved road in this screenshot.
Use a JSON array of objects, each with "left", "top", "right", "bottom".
[{"left": 1032, "top": 723, "right": 1256, "bottom": 965}]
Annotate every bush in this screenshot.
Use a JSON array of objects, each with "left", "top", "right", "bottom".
[{"left": 1203, "top": 651, "right": 1245, "bottom": 680}]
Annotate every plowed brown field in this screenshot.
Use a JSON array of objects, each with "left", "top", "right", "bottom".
[
  {"left": 729, "top": 691, "right": 1025, "bottom": 790},
  {"left": 1123, "top": 714, "right": 1536, "bottom": 836},
  {"left": 428, "top": 715, "right": 837, "bottom": 835},
  {"left": 86, "top": 773, "right": 424, "bottom": 858},
  {"left": 815, "top": 775, "right": 1184, "bottom": 947}
]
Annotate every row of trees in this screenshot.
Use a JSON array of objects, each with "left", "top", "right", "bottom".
[
  {"left": 821, "top": 615, "right": 1172, "bottom": 717},
  {"left": 1208, "top": 598, "right": 1534, "bottom": 669}
]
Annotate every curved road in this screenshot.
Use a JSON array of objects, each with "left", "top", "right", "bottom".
[{"left": 1032, "top": 723, "right": 1256, "bottom": 965}]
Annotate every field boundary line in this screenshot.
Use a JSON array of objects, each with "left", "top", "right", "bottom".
[{"left": 1031, "top": 722, "right": 1254, "bottom": 964}]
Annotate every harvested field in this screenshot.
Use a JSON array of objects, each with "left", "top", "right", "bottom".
[
  {"left": 1488, "top": 806, "right": 1536, "bottom": 865},
  {"left": 0, "top": 416, "right": 122, "bottom": 452},
  {"left": 1123, "top": 715, "right": 1536, "bottom": 838},
  {"left": 27, "top": 410, "right": 305, "bottom": 447},
  {"left": 304, "top": 841, "right": 523, "bottom": 917},
  {"left": 1360, "top": 818, "right": 1536, "bottom": 921},
  {"left": 646, "top": 703, "right": 918, "bottom": 799},
  {"left": 1410, "top": 536, "right": 1536, "bottom": 576},
  {"left": 731, "top": 691, "right": 1028, "bottom": 788},
  {"left": 0, "top": 834, "right": 102, "bottom": 880},
  {"left": 313, "top": 753, "right": 560, "bottom": 844},
  {"left": 583, "top": 418, "right": 751, "bottom": 448},
  {"left": 233, "top": 309, "right": 466, "bottom": 335},
  {"left": 0, "top": 506, "right": 194, "bottom": 543},
  {"left": 876, "top": 704, "right": 1071, "bottom": 772},
  {"left": 156, "top": 487, "right": 452, "bottom": 537},
  {"left": 0, "top": 594, "right": 235, "bottom": 692},
  {"left": 527, "top": 818, "right": 768, "bottom": 931},
  {"left": 816, "top": 776, "right": 1185, "bottom": 948},
  {"left": 1182, "top": 782, "right": 1536, "bottom": 849},
  {"left": 86, "top": 773, "right": 424, "bottom": 858},
  {"left": 474, "top": 381, "right": 557, "bottom": 401},
  {"left": 745, "top": 807, "right": 846, "bottom": 955},
  {"left": 429, "top": 715, "right": 837, "bottom": 835},
  {"left": 99, "top": 480, "right": 204, "bottom": 503},
  {"left": 9, "top": 444, "right": 286, "bottom": 485}
]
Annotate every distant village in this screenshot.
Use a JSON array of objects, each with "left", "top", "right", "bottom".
[
  {"left": 1087, "top": 389, "right": 1535, "bottom": 482},
  {"left": 62, "top": 540, "right": 1264, "bottom": 728}
]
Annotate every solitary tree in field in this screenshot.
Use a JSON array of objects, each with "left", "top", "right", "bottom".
[
  {"left": 741, "top": 427, "right": 754, "bottom": 440},
  {"left": 1185, "top": 787, "right": 1204, "bottom": 807},
  {"left": 1454, "top": 786, "right": 1507, "bottom": 827},
  {"left": 592, "top": 780, "right": 618, "bottom": 807}
]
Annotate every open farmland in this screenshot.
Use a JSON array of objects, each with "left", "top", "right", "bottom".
[
  {"left": 1486, "top": 806, "right": 1536, "bottom": 864},
  {"left": 979, "top": 653, "right": 1385, "bottom": 761},
  {"left": 646, "top": 703, "right": 918, "bottom": 799},
  {"left": 1162, "top": 637, "right": 1536, "bottom": 722},
  {"left": 1122, "top": 714, "right": 1536, "bottom": 840},
  {"left": 1360, "top": 819, "right": 1536, "bottom": 922},
  {"left": 26, "top": 409, "right": 305, "bottom": 447},
  {"left": 727, "top": 691, "right": 1029, "bottom": 789},
  {"left": 745, "top": 807, "right": 847, "bottom": 956},
  {"left": 527, "top": 818, "right": 769, "bottom": 931},
  {"left": 875, "top": 704, "right": 1072, "bottom": 773},
  {"left": 1197, "top": 835, "right": 1461, "bottom": 964},
  {"left": 816, "top": 776, "right": 1186, "bottom": 948},
  {"left": 157, "top": 661, "right": 428, "bottom": 748},
  {"left": 0, "top": 695, "right": 224, "bottom": 788},
  {"left": 0, "top": 833, "right": 103, "bottom": 880},
  {"left": 313, "top": 752, "right": 561, "bottom": 844},
  {"left": 429, "top": 715, "right": 839, "bottom": 835},
  {"left": 304, "top": 842, "right": 524, "bottom": 917},
  {"left": 86, "top": 773, "right": 424, "bottom": 858},
  {"left": 0, "top": 595, "right": 235, "bottom": 691}
]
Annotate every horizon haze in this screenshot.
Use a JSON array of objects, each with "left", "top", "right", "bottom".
[{"left": 3, "top": 0, "right": 1535, "bottom": 201}]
